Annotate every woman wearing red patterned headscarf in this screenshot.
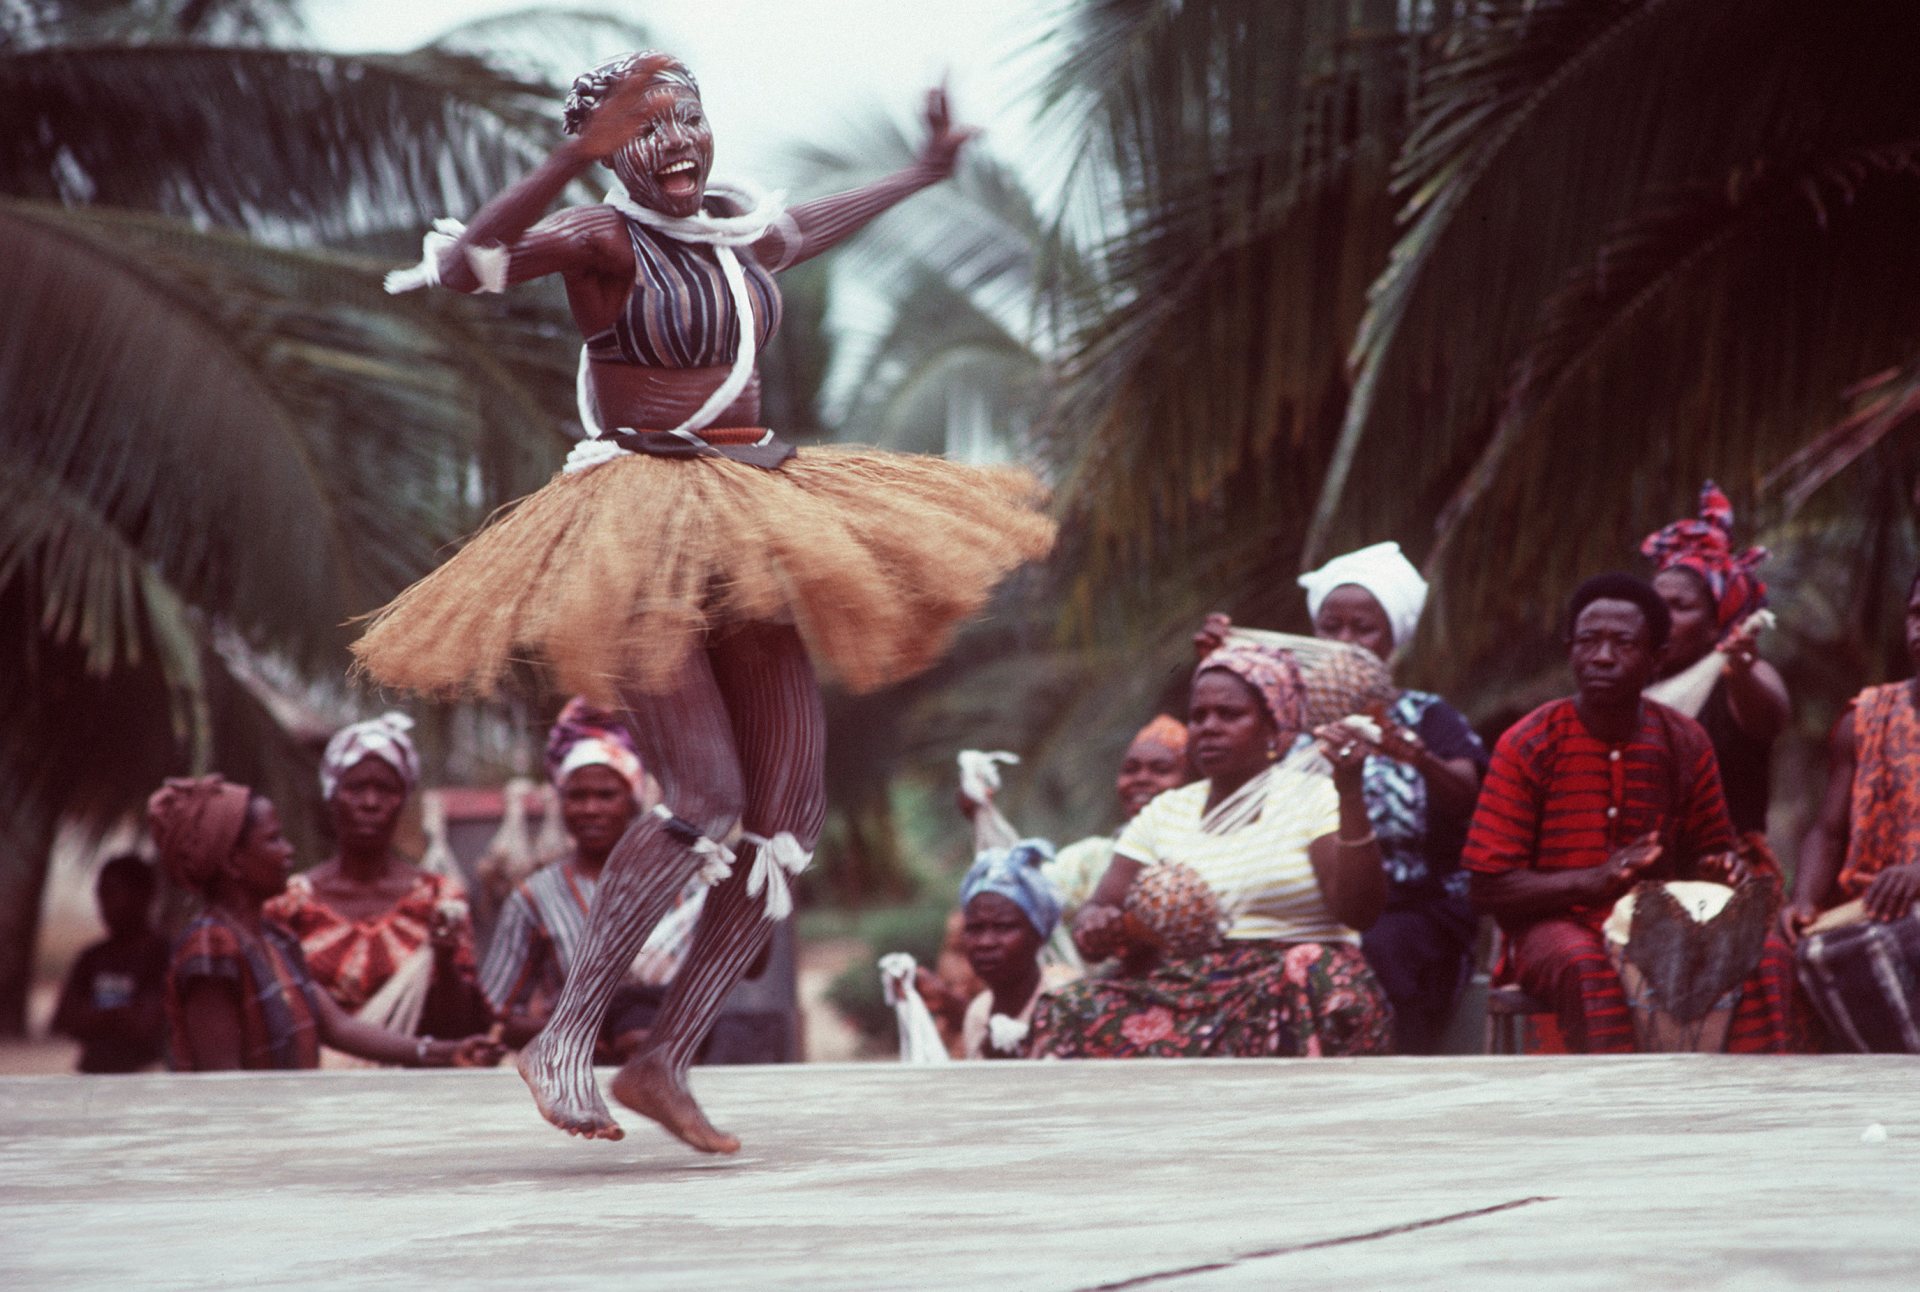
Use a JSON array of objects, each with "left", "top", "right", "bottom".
[
  {"left": 153, "top": 776, "right": 502, "bottom": 1072},
  {"left": 1641, "top": 482, "right": 1792, "bottom": 835}
]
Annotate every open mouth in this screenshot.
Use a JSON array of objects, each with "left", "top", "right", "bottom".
[{"left": 657, "top": 158, "right": 699, "bottom": 198}]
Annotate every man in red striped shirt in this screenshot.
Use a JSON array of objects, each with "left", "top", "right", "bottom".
[{"left": 1464, "top": 574, "right": 1796, "bottom": 1052}]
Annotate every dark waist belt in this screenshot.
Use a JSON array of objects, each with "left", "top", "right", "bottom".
[{"left": 603, "top": 426, "right": 795, "bottom": 470}]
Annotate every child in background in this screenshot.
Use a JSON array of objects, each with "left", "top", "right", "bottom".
[{"left": 51, "top": 855, "right": 169, "bottom": 1073}]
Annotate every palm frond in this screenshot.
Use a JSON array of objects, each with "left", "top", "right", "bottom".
[
  {"left": 1405, "top": 156, "right": 1920, "bottom": 690},
  {"left": 1318, "top": 0, "right": 1920, "bottom": 566},
  {"left": 426, "top": 7, "right": 654, "bottom": 91},
  {"left": 1766, "top": 355, "right": 1920, "bottom": 517},
  {"left": 1, "top": 199, "right": 572, "bottom": 670},
  {"left": 0, "top": 42, "right": 559, "bottom": 240}
]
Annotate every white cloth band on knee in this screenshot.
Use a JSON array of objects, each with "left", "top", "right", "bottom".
[
  {"left": 651, "top": 803, "right": 737, "bottom": 885},
  {"left": 740, "top": 830, "right": 812, "bottom": 920}
]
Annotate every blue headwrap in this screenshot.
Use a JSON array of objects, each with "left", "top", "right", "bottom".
[{"left": 959, "top": 839, "right": 1062, "bottom": 939}]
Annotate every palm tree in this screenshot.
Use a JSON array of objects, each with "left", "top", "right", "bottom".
[
  {"left": 833, "top": 0, "right": 1920, "bottom": 854},
  {"left": 1316, "top": 0, "right": 1920, "bottom": 693},
  {"left": 0, "top": 1, "right": 650, "bottom": 1033}
]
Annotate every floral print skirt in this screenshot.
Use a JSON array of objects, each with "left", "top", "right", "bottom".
[{"left": 1028, "top": 939, "right": 1394, "bottom": 1059}]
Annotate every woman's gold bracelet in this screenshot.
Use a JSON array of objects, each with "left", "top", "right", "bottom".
[{"left": 1336, "top": 831, "right": 1378, "bottom": 849}]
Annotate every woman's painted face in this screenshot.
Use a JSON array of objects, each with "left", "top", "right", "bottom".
[
  {"left": 228, "top": 799, "right": 294, "bottom": 900},
  {"left": 1653, "top": 567, "right": 1718, "bottom": 675},
  {"left": 1313, "top": 584, "right": 1394, "bottom": 661},
  {"left": 1187, "top": 670, "right": 1277, "bottom": 783},
  {"left": 962, "top": 892, "right": 1042, "bottom": 989},
  {"left": 1116, "top": 736, "right": 1187, "bottom": 819},
  {"left": 560, "top": 763, "right": 637, "bottom": 859},
  {"left": 329, "top": 756, "right": 407, "bottom": 853},
  {"left": 611, "top": 84, "right": 713, "bottom": 218}
]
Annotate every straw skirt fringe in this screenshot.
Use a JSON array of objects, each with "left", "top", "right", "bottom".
[{"left": 351, "top": 445, "right": 1056, "bottom": 700}]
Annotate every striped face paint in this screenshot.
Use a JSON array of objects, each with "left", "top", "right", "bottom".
[{"left": 612, "top": 84, "right": 713, "bottom": 218}]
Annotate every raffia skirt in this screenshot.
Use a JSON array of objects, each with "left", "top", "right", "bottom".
[{"left": 350, "top": 443, "right": 1056, "bottom": 701}]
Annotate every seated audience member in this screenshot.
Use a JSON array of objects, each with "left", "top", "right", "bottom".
[
  {"left": 1641, "top": 482, "right": 1790, "bottom": 835},
  {"left": 1463, "top": 574, "right": 1800, "bottom": 1053},
  {"left": 1285, "top": 541, "right": 1489, "bottom": 1054},
  {"left": 932, "top": 715, "right": 1191, "bottom": 1030},
  {"left": 152, "top": 776, "right": 501, "bottom": 1071},
  {"left": 482, "top": 698, "right": 706, "bottom": 1061},
  {"left": 266, "top": 712, "right": 490, "bottom": 1046},
  {"left": 953, "top": 841, "right": 1079, "bottom": 1059},
  {"left": 1030, "top": 641, "right": 1393, "bottom": 1059},
  {"left": 1782, "top": 574, "right": 1920, "bottom": 1051},
  {"left": 51, "top": 855, "right": 168, "bottom": 1073}
]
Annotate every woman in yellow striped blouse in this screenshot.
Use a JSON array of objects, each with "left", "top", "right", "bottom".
[{"left": 1028, "top": 642, "right": 1394, "bottom": 1057}]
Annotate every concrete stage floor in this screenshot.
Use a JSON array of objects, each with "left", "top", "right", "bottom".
[{"left": 3, "top": 1056, "right": 1916, "bottom": 1290}]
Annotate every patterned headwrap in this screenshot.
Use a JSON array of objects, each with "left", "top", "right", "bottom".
[
  {"left": 1197, "top": 642, "right": 1308, "bottom": 735},
  {"left": 1640, "top": 481, "right": 1770, "bottom": 631},
  {"left": 147, "top": 775, "right": 252, "bottom": 892},
  {"left": 959, "top": 839, "right": 1062, "bottom": 939},
  {"left": 1297, "top": 540, "right": 1430, "bottom": 653},
  {"left": 545, "top": 697, "right": 645, "bottom": 794},
  {"left": 1132, "top": 714, "right": 1190, "bottom": 756},
  {"left": 321, "top": 712, "right": 419, "bottom": 801}
]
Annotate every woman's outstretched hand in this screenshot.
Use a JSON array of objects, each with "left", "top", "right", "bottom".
[
  {"left": 1192, "top": 613, "right": 1232, "bottom": 660},
  {"left": 916, "top": 84, "right": 979, "bottom": 179},
  {"left": 569, "top": 75, "right": 662, "bottom": 162}
]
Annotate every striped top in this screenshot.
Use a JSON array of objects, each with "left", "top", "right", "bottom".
[
  {"left": 1113, "top": 770, "right": 1353, "bottom": 944},
  {"left": 479, "top": 858, "right": 705, "bottom": 1014},
  {"left": 165, "top": 913, "right": 324, "bottom": 1071},
  {"left": 1463, "top": 698, "right": 1733, "bottom": 928},
  {"left": 584, "top": 214, "right": 781, "bottom": 369}
]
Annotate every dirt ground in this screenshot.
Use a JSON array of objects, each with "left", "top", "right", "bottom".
[{"left": 6, "top": 1056, "right": 1917, "bottom": 1290}]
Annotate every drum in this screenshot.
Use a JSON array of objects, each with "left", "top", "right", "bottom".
[
  {"left": 1603, "top": 878, "right": 1776, "bottom": 1052},
  {"left": 1796, "top": 903, "right": 1920, "bottom": 1053}
]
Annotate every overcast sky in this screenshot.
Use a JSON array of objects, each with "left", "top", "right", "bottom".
[{"left": 304, "top": 0, "right": 1060, "bottom": 177}]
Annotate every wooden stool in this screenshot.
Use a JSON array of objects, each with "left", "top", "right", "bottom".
[{"left": 1485, "top": 984, "right": 1552, "bottom": 1054}]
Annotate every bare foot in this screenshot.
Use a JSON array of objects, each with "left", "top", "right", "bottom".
[
  {"left": 610, "top": 1050, "right": 740, "bottom": 1154},
  {"left": 516, "top": 1034, "right": 623, "bottom": 1141}
]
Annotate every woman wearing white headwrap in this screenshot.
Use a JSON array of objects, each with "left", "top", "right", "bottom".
[
  {"left": 1283, "top": 542, "right": 1488, "bottom": 1052},
  {"left": 265, "top": 712, "right": 492, "bottom": 1053}
]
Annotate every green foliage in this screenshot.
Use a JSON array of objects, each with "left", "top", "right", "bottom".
[
  {"left": 0, "top": 0, "right": 645, "bottom": 1031},
  {"left": 1325, "top": 0, "right": 1920, "bottom": 692}
]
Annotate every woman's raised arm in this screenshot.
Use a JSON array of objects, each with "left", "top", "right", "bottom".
[
  {"left": 432, "top": 76, "right": 667, "bottom": 293},
  {"left": 753, "top": 86, "right": 976, "bottom": 271}
]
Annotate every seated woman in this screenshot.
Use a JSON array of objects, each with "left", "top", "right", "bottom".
[
  {"left": 920, "top": 717, "right": 1191, "bottom": 1048},
  {"left": 1284, "top": 541, "right": 1489, "bottom": 1054},
  {"left": 1782, "top": 572, "right": 1920, "bottom": 1051},
  {"left": 481, "top": 699, "right": 707, "bottom": 1062},
  {"left": 264, "top": 713, "right": 491, "bottom": 1050},
  {"left": 953, "top": 841, "right": 1080, "bottom": 1059},
  {"left": 152, "top": 776, "right": 502, "bottom": 1071},
  {"left": 1029, "top": 642, "right": 1393, "bottom": 1058}
]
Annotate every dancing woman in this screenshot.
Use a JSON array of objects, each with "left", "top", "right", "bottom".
[{"left": 356, "top": 53, "right": 1054, "bottom": 1151}]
